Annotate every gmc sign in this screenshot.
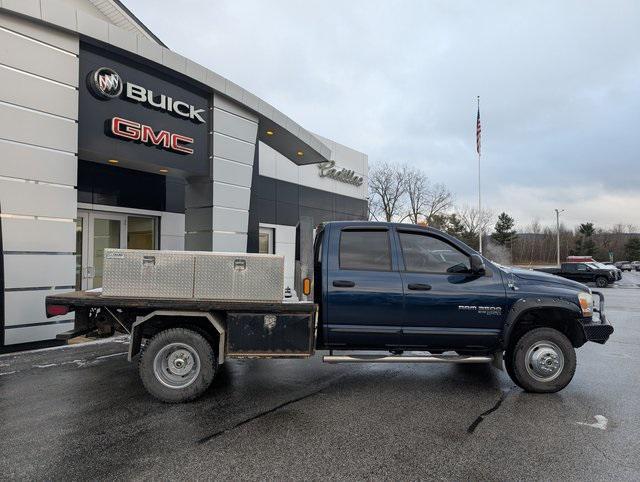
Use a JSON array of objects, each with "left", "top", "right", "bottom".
[{"left": 110, "top": 117, "right": 194, "bottom": 155}]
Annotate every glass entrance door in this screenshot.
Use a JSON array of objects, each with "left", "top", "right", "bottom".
[
  {"left": 76, "top": 210, "right": 159, "bottom": 290},
  {"left": 77, "top": 211, "right": 126, "bottom": 290}
]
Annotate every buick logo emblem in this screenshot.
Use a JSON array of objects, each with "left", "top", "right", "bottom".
[{"left": 89, "top": 67, "right": 123, "bottom": 99}]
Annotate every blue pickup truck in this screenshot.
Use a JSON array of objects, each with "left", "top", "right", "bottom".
[{"left": 46, "top": 221, "right": 614, "bottom": 403}]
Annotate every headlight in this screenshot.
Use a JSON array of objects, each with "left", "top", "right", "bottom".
[{"left": 578, "top": 292, "right": 593, "bottom": 317}]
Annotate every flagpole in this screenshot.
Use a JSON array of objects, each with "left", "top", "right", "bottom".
[{"left": 477, "top": 95, "right": 482, "bottom": 254}]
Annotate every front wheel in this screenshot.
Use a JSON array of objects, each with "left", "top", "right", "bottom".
[
  {"left": 139, "top": 327, "right": 217, "bottom": 403},
  {"left": 595, "top": 276, "right": 608, "bottom": 288},
  {"left": 507, "top": 327, "right": 576, "bottom": 393}
]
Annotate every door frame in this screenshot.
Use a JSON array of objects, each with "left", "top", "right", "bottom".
[{"left": 78, "top": 210, "right": 127, "bottom": 290}]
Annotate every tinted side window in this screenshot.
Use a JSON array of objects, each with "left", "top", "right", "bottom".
[
  {"left": 577, "top": 264, "right": 587, "bottom": 271},
  {"left": 564, "top": 264, "right": 576, "bottom": 272},
  {"left": 339, "top": 230, "right": 391, "bottom": 270},
  {"left": 399, "top": 232, "right": 470, "bottom": 273}
]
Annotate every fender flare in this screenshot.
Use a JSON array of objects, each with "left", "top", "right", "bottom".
[
  {"left": 503, "top": 297, "right": 584, "bottom": 348},
  {"left": 128, "top": 310, "right": 226, "bottom": 364}
]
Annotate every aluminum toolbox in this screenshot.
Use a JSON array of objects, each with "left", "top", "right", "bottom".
[
  {"left": 193, "top": 252, "right": 284, "bottom": 301},
  {"left": 102, "top": 249, "right": 284, "bottom": 301},
  {"left": 102, "top": 249, "right": 195, "bottom": 298}
]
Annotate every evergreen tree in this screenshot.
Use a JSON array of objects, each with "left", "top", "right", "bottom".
[
  {"left": 574, "top": 222, "right": 598, "bottom": 256},
  {"left": 492, "top": 212, "right": 517, "bottom": 246},
  {"left": 624, "top": 238, "right": 640, "bottom": 260}
]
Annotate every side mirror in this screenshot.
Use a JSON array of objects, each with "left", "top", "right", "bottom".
[{"left": 470, "top": 254, "right": 486, "bottom": 275}]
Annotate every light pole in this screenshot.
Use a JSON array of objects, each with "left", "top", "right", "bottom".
[{"left": 555, "top": 209, "right": 565, "bottom": 267}]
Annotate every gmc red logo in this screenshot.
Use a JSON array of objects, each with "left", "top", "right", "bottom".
[{"left": 110, "top": 117, "right": 194, "bottom": 155}]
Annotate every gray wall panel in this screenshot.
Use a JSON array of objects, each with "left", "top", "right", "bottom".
[
  {"left": 0, "top": 27, "right": 78, "bottom": 86},
  {"left": 0, "top": 64, "right": 78, "bottom": 119},
  {"left": 0, "top": 139, "right": 77, "bottom": 185},
  {"left": 0, "top": 103, "right": 77, "bottom": 152}
]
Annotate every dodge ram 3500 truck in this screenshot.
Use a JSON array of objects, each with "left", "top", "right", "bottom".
[{"left": 46, "top": 221, "right": 613, "bottom": 403}]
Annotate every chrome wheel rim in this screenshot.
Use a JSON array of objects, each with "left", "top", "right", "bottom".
[
  {"left": 525, "top": 340, "right": 564, "bottom": 382},
  {"left": 153, "top": 342, "right": 201, "bottom": 389}
]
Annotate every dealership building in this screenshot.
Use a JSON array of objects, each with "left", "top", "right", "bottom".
[{"left": 0, "top": 0, "right": 368, "bottom": 346}]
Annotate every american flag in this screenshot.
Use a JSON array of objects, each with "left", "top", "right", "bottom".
[{"left": 476, "top": 99, "right": 481, "bottom": 155}]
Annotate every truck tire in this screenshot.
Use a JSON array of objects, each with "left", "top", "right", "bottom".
[
  {"left": 595, "top": 276, "right": 608, "bottom": 288},
  {"left": 139, "top": 327, "right": 217, "bottom": 403},
  {"left": 508, "top": 327, "right": 576, "bottom": 393}
]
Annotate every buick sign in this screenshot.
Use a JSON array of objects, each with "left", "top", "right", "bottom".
[
  {"left": 88, "top": 67, "right": 206, "bottom": 124},
  {"left": 89, "top": 67, "right": 123, "bottom": 99}
]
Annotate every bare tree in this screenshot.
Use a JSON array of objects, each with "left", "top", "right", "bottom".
[
  {"left": 423, "top": 182, "right": 453, "bottom": 223},
  {"left": 456, "top": 205, "right": 494, "bottom": 235},
  {"left": 400, "top": 167, "right": 453, "bottom": 225},
  {"left": 368, "top": 162, "right": 408, "bottom": 222},
  {"left": 401, "top": 166, "right": 429, "bottom": 224}
]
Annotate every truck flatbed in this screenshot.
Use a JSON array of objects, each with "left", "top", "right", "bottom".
[{"left": 47, "top": 290, "right": 317, "bottom": 314}]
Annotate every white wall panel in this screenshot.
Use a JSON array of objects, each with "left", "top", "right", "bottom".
[
  {"left": 4, "top": 254, "right": 75, "bottom": 289},
  {"left": 0, "top": 179, "right": 76, "bottom": 218},
  {"left": 212, "top": 157, "right": 252, "bottom": 188},
  {"left": 213, "top": 94, "right": 259, "bottom": 123},
  {"left": 212, "top": 182, "right": 250, "bottom": 211},
  {"left": 0, "top": 64, "right": 78, "bottom": 119},
  {"left": 0, "top": 103, "right": 77, "bottom": 152},
  {"left": 1, "top": 217, "right": 75, "bottom": 252},
  {"left": 213, "top": 206, "right": 248, "bottom": 233},
  {"left": 0, "top": 139, "right": 76, "bottom": 185},
  {"left": 160, "top": 235, "right": 185, "bottom": 251},
  {"left": 4, "top": 289, "right": 73, "bottom": 326},
  {"left": 0, "top": 27, "right": 78, "bottom": 86},
  {"left": 213, "top": 133, "right": 255, "bottom": 166},
  {"left": 211, "top": 232, "right": 247, "bottom": 252},
  {"left": 4, "top": 322, "right": 74, "bottom": 345},
  {"left": 160, "top": 212, "right": 185, "bottom": 237},
  {"left": 213, "top": 107, "right": 258, "bottom": 143},
  {"left": 0, "top": 11, "right": 78, "bottom": 53}
]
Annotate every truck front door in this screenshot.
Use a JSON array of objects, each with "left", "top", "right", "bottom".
[
  {"left": 325, "top": 227, "right": 404, "bottom": 348},
  {"left": 395, "top": 228, "right": 507, "bottom": 351}
]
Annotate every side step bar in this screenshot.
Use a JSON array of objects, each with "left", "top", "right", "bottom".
[{"left": 323, "top": 354, "right": 494, "bottom": 364}]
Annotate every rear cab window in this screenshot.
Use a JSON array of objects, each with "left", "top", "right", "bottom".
[{"left": 339, "top": 230, "right": 391, "bottom": 271}]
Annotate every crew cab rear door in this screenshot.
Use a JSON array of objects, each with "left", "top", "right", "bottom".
[
  {"left": 395, "top": 228, "right": 506, "bottom": 350},
  {"left": 325, "top": 226, "right": 404, "bottom": 348}
]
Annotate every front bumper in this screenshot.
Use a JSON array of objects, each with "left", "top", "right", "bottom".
[{"left": 582, "top": 291, "right": 614, "bottom": 344}]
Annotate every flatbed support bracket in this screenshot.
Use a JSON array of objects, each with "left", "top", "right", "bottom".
[{"left": 322, "top": 354, "right": 494, "bottom": 364}]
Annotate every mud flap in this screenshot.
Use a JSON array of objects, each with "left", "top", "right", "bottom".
[{"left": 492, "top": 351, "right": 504, "bottom": 371}]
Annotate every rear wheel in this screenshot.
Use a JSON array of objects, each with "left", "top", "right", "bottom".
[
  {"left": 508, "top": 327, "right": 576, "bottom": 393},
  {"left": 595, "top": 276, "right": 608, "bottom": 288},
  {"left": 139, "top": 327, "right": 217, "bottom": 403}
]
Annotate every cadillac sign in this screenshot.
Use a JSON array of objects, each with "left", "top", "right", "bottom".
[{"left": 317, "top": 160, "right": 363, "bottom": 186}]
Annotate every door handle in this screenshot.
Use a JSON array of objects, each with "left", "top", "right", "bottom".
[
  {"left": 408, "top": 283, "right": 432, "bottom": 291},
  {"left": 333, "top": 280, "right": 355, "bottom": 288}
]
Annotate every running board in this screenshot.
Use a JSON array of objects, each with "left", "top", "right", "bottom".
[{"left": 323, "top": 354, "right": 494, "bottom": 364}]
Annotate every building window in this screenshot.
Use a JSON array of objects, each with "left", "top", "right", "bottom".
[
  {"left": 259, "top": 227, "right": 275, "bottom": 254},
  {"left": 127, "top": 216, "right": 158, "bottom": 250}
]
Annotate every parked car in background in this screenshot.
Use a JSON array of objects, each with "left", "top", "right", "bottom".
[
  {"left": 537, "top": 262, "right": 615, "bottom": 288},
  {"left": 615, "top": 261, "right": 633, "bottom": 271},
  {"left": 631, "top": 261, "right": 640, "bottom": 272},
  {"left": 587, "top": 262, "right": 621, "bottom": 281}
]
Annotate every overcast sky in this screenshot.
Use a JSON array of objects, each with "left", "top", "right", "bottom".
[{"left": 128, "top": 0, "right": 640, "bottom": 230}]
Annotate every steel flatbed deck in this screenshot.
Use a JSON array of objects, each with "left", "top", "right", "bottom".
[{"left": 46, "top": 290, "right": 317, "bottom": 314}]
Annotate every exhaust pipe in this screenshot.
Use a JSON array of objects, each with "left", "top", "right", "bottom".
[{"left": 323, "top": 354, "right": 493, "bottom": 364}]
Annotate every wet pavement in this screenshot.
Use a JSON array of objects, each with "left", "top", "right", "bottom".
[{"left": 1, "top": 272, "right": 640, "bottom": 480}]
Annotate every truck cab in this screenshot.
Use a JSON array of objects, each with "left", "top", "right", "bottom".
[{"left": 314, "top": 222, "right": 506, "bottom": 353}]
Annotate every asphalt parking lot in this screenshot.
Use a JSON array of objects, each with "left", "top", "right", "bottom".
[{"left": 1, "top": 272, "right": 639, "bottom": 480}]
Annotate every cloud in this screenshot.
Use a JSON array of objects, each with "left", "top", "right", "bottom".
[{"left": 126, "top": 0, "right": 640, "bottom": 228}]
